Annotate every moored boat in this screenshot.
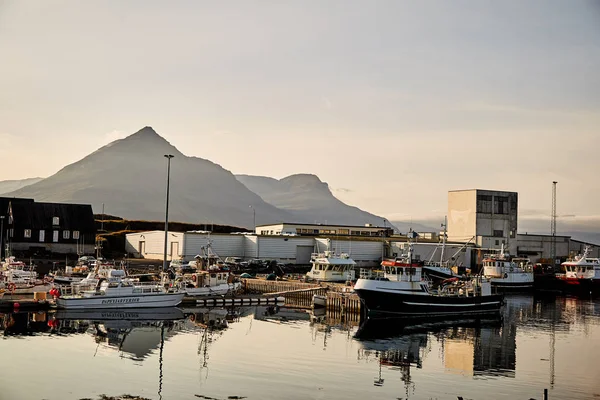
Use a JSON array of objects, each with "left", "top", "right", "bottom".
[
  {"left": 353, "top": 242, "right": 503, "bottom": 318},
  {"left": 175, "top": 268, "right": 241, "bottom": 296},
  {"left": 556, "top": 246, "right": 600, "bottom": 290},
  {"left": 481, "top": 245, "right": 534, "bottom": 291},
  {"left": 306, "top": 242, "right": 356, "bottom": 282},
  {"left": 55, "top": 279, "right": 184, "bottom": 309}
]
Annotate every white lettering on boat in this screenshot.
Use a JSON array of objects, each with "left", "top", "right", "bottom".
[{"left": 101, "top": 298, "right": 141, "bottom": 304}]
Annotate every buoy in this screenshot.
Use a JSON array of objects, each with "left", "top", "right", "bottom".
[{"left": 13, "top": 302, "right": 20, "bottom": 309}]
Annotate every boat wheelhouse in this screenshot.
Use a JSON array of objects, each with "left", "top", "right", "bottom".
[
  {"left": 306, "top": 251, "right": 356, "bottom": 282},
  {"left": 481, "top": 245, "right": 534, "bottom": 290}
]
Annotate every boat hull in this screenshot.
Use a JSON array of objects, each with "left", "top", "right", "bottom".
[
  {"left": 183, "top": 282, "right": 241, "bottom": 297},
  {"left": 55, "top": 292, "right": 184, "bottom": 309},
  {"left": 354, "top": 288, "right": 503, "bottom": 318}
]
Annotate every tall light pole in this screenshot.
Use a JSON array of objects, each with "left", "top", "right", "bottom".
[
  {"left": 249, "top": 205, "right": 256, "bottom": 233},
  {"left": 551, "top": 181, "right": 557, "bottom": 270},
  {"left": 163, "top": 154, "right": 174, "bottom": 272},
  {"left": 0, "top": 215, "right": 4, "bottom": 260}
]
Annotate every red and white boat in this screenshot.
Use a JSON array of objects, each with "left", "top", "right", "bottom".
[{"left": 557, "top": 246, "right": 600, "bottom": 288}]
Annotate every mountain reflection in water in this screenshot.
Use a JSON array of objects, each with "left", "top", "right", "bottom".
[{"left": 0, "top": 295, "right": 599, "bottom": 400}]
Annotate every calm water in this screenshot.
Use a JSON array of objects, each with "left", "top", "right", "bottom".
[{"left": 1, "top": 294, "right": 599, "bottom": 400}]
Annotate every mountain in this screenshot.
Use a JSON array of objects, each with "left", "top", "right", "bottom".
[
  {"left": 3, "top": 127, "right": 294, "bottom": 228},
  {"left": 0, "top": 177, "right": 44, "bottom": 195},
  {"left": 236, "top": 173, "right": 393, "bottom": 228}
]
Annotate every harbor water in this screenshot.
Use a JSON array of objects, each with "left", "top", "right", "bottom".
[{"left": 1, "top": 294, "right": 599, "bottom": 400}]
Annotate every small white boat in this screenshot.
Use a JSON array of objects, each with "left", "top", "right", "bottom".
[
  {"left": 312, "top": 294, "right": 326, "bottom": 308},
  {"left": 55, "top": 279, "right": 184, "bottom": 309},
  {"left": 482, "top": 245, "right": 534, "bottom": 290},
  {"left": 176, "top": 269, "right": 241, "bottom": 296},
  {"left": 306, "top": 240, "right": 356, "bottom": 282}
]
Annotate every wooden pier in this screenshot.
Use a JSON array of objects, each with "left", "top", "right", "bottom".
[{"left": 242, "top": 278, "right": 362, "bottom": 313}]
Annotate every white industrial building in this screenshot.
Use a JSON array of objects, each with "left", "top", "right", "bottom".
[
  {"left": 447, "top": 189, "right": 519, "bottom": 254},
  {"left": 516, "top": 233, "right": 600, "bottom": 264},
  {"left": 125, "top": 231, "right": 389, "bottom": 267},
  {"left": 255, "top": 222, "right": 393, "bottom": 237}
]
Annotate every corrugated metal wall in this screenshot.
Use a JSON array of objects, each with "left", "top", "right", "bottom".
[
  {"left": 183, "top": 233, "right": 244, "bottom": 259},
  {"left": 244, "top": 235, "right": 258, "bottom": 259},
  {"left": 257, "top": 237, "right": 314, "bottom": 261},
  {"left": 315, "top": 238, "right": 382, "bottom": 266},
  {"left": 125, "top": 231, "right": 184, "bottom": 260}
]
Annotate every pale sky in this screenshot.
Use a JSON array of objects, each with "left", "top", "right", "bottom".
[{"left": 1, "top": 1, "right": 599, "bottom": 223}]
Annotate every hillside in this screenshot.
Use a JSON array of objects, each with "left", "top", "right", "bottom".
[{"left": 236, "top": 173, "right": 393, "bottom": 227}]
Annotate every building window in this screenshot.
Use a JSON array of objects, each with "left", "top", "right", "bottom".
[
  {"left": 339, "top": 229, "right": 349, "bottom": 235},
  {"left": 39, "top": 230, "right": 45, "bottom": 242},
  {"left": 63, "top": 230, "right": 70, "bottom": 239},
  {"left": 73, "top": 231, "right": 80, "bottom": 240},
  {"left": 52, "top": 217, "right": 60, "bottom": 226},
  {"left": 53, "top": 230, "right": 59, "bottom": 243},
  {"left": 494, "top": 196, "right": 509, "bottom": 215},
  {"left": 495, "top": 240, "right": 499, "bottom": 246},
  {"left": 493, "top": 230, "right": 504, "bottom": 237},
  {"left": 9, "top": 229, "right": 13, "bottom": 237},
  {"left": 24, "top": 229, "right": 31, "bottom": 238},
  {"left": 477, "top": 195, "right": 493, "bottom": 213}
]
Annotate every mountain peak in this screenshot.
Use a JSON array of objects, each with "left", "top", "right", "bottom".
[
  {"left": 131, "top": 126, "right": 159, "bottom": 137},
  {"left": 281, "top": 174, "right": 325, "bottom": 185}
]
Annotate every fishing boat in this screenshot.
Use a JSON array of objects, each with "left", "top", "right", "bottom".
[
  {"left": 0, "top": 256, "right": 52, "bottom": 294},
  {"left": 353, "top": 242, "right": 503, "bottom": 318},
  {"left": 54, "top": 279, "right": 184, "bottom": 309},
  {"left": 175, "top": 268, "right": 241, "bottom": 296},
  {"left": 481, "top": 245, "right": 534, "bottom": 291},
  {"left": 306, "top": 240, "right": 356, "bottom": 282},
  {"left": 556, "top": 246, "right": 600, "bottom": 289}
]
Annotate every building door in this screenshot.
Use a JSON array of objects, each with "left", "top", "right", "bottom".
[
  {"left": 138, "top": 241, "right": 146, "bottom": 257},
  {"left": 53, "top": 230, "right": 59, "bottom": 243},
  {"left": 296, "top": 245, "right": 314, "bottom": 264},
  {"left": 171, "top": 242, "right": 179, "bottom": 259}
]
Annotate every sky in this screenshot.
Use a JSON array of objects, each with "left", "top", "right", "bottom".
[{"left": 1, "top": 0, "right": 599, "bottom": 226}]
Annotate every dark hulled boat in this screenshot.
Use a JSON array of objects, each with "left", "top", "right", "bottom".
[{"left": 353, "top": 242, "right": 504, "bottom": 318}]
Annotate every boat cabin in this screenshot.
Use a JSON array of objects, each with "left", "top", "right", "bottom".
[{"left": 306, "top": 251, "right": 356, "bottom": 282}]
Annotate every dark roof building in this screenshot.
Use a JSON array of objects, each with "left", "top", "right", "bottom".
[{"left": 1, "top": 197, "right": 96, "bottom": 257}]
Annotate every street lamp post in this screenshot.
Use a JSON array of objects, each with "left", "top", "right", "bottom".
[
  {"left": 163, "top": 154, "right": 174, "bottom": 272},
  {"left": 249, "top": 205, "right": 256, "bottom": 233},
  {"left": 0, "top": 215, "right": 4, "bottom": 260}
]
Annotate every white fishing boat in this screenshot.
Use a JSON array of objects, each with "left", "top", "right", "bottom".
[
  {"left": 175, "top": 268, "right": 241, "bottom": 296},
  {"left": 306, "top": 240, "right": 356, "bottom": 282},
  {"left": 481, "top": 245, "right": 534, "bottom": 290},
  {"left": 55, "top": 279, "right": 184, "bottom": 309}
]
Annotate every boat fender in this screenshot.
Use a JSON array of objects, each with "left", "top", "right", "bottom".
[
  {"left": 504, "top": 273, "right": 508, "bottom": 279},
  {"left": 7, "top": 283, "right": 16, "bottom": 293}
]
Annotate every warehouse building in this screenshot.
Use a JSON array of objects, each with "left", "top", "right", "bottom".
[{"left": 255, "top": 222, "right": 393, "bottom": 237}]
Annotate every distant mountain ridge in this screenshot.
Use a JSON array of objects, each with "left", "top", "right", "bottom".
[
  {"left": 236, "top": 173, "right": 393, "bottom": 228},
  {"left": 0, "top": 177, "right": 44, "bottom": 195},
  {"left": 2, "top": 127, "right": 391, "bottom": 229}
]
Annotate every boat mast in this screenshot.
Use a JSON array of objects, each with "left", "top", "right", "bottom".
[{"left": 440, "top": 216, "right": 447, "bottom": 265}]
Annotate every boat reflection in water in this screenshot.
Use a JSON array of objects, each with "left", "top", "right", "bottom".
[{"left": 354, "top": 294, "right": 543, "bottom": 394}]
